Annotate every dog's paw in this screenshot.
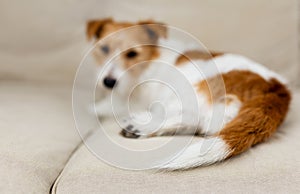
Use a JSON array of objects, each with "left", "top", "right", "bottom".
[
  {"left": 119, "top": 111, "right": 167, "bottom": 139},
  {"left": 120, "top": 124, "right": 141, "bottom": 138},
  {"left": 119, "top": 113, "right": 153, "bottom": 139}
]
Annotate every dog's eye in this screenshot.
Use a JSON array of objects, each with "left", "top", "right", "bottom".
[
  {"left": 126, "top": 50, "right": 138, "bottom": 58},
  {"left": 100, "top": 45, "right": 109, "bottom": 54}
]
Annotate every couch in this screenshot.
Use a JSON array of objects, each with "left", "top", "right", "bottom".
[{"left": 0, "top": 0, "right": 299, "bottom": 193}]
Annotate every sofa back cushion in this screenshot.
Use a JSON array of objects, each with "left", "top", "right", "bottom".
[{"left": 0, "top": 0, "right": 298, "bottom": 85}]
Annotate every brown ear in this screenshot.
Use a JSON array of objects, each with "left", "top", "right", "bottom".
[
  {"left": 86, "top": 18, "right": 113, "bottom": 40},
  {"left": 138, "top": 20, "right": 167, "bottom": 41}
]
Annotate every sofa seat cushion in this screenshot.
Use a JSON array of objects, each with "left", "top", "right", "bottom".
[
  {"left": 0, "top": 81, "right": 82, "bottom": 193},
  {"left": 52, "top": 90, "right": 300, "bottom": 194}
]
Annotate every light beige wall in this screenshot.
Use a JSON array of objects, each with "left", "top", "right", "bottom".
[{"left": 0, "top": 0, "right": 298, "bottom": 84}]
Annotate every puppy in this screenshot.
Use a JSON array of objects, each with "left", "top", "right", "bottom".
[{"left": 86, "top": 18, "right": 291, "bottom": 170}]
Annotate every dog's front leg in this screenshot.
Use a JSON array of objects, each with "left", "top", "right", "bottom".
[{"left": 120, "top": 111, "right": 201, "bottom": 138}]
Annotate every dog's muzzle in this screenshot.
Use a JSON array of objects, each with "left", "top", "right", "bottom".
[{"left": 103, "top": 77, "right": 117, "bottom": 89}]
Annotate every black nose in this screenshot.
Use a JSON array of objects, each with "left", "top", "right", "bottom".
[{"left": 103, "top": 77, "right": 116, "bottom": 88}]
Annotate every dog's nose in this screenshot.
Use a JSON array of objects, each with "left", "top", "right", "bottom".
[{"left": 103, "top": 77, "right": 117, "bottom": 89}]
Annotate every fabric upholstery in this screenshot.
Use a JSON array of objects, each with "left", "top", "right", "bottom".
[
  {"left": 0, "top": 0, "right": 298, "bottom": 84},
  {"left": 0, "top": 0, "right": 298, "bottom": 193},
  {"left": 0, "top": 82, "right": 81, "bottom": 193},
  {"left": 52, "top": 91, "right": 300, "bottom": 194}
]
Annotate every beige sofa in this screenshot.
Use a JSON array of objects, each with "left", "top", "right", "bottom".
[{"left": 0, "top": 0, "right": 299, "bottom": 193}]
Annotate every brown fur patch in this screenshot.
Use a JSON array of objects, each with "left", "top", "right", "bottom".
[
  {"left": 86, "top": 19, "right": 167, "bottom": 42},
  {"left": 122, "top": 45, "right": 160, "bottom": 76},
  {"left": 198, "top": 70, "right": 291, "bottom": 157},
  {"left": 86, "top": 18, "right": 113, "bottom": 40},
  {"left": 138, "top": 20, "right": 167, "bottom": 40},
  {"left": 197, "top": 74, "right": 226, "bottom": 104},
  {"left": 175, "top": 50, "right": 223, "bottom": 66},
  {"left": 86, "top": 19, "right": 166, "bottom": 75}
]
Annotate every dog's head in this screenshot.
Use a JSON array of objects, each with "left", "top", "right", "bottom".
[{"left": 86, "top": 18, "right": 167, "bottom": 89}]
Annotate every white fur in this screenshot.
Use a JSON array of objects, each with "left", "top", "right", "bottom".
[
  {"left": 178, "top": 53, "right": 287, "bottom": 85},
  {"left": 200, "top": 96, "right": 242, "bottom": 136},
  {"left": 160, "top": 137, "right": 230, "bottom": 170},
  {"left": 95, "top": 37, "right": 287, "bottom": 170}
]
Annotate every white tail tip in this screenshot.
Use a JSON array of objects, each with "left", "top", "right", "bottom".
[{"left": 159, "top": 137, "right": 230, "bottom": 170}]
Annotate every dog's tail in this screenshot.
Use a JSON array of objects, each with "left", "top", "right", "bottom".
[{"left": 160, "top": 79, "right": 291, "bottom": 170}]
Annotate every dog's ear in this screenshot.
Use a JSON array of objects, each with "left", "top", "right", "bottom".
[
  {"left": 138, "top": 20, "right": 167, "bottom": 41},
  {"left": 86, "top": 18, "right": 113, "bottom": 40}
]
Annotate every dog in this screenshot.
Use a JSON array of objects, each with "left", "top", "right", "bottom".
[{"left": 86, "top": 18, "right": 291, "bottom": 170}]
